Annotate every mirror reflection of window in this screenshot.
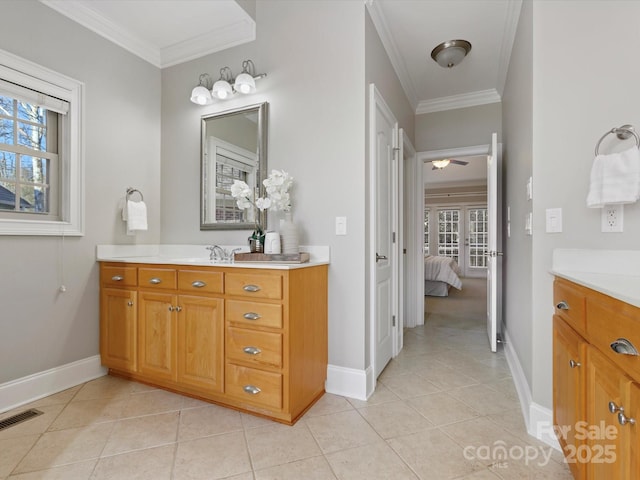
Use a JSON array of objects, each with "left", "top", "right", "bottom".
[{"left": 200, "top": 103, "right": 267, "bottom": 230}]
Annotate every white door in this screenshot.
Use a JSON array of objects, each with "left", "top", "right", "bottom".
[
  {"left": 370, "top": 85, "right": 397, "bottom": 379},
  {"left": 486, "top": 132, "right": 502, "bottom": 352}
]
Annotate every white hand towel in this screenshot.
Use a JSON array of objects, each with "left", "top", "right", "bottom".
[
  {"left": 124, "top": 200, "right": 148, "bottom": 231},
  {"left": 587, "top": 146, "right": 640, "bottom": 208}
]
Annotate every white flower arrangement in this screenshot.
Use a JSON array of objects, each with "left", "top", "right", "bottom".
[{"left": 230, "top": 169, "right": 294, "bottom": 235}]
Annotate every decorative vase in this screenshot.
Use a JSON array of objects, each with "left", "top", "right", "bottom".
[
  {"left": 280, "top": 212, "right": 299, "bottom": 254},
  {"left": 248, "top": 230, "right": 264, "bottom": 253}
]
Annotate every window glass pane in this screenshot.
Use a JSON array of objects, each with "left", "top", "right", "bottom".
[
  {"left": 0, "top": 180, "right": 17, "bottom": 210},
  {"left": 20, "top": 156, "right": 48, "bottom": 184},
  {"left": 20, "top": 184, "right": 48, "bottom": 213},
  {"left": 0, "top": 118, "right": 14, "bottom": 145},
  {"left": 0, "top": 151, "right": 16, "bottom": 179},
  {"left": 468, "top": 208, "right": 488, "bottom": 268},
  {"left": 0, "top": 95, "right": 13, "bottom": 115},
  {"left": 18, "top": 121, "right": 46, "bottom": 151},
  {"left": 17, "top": 102, "right": 45, "bottom": 123}
]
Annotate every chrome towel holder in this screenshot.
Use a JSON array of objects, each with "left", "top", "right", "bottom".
[
  {"left": 594, "top": 124, "right": 640, "bottom": 156},
  {"left": 126, "top": 187, "right": 144, "bottom": 201}
]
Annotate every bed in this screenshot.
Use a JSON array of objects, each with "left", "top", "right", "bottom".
[{"left": 424, "top": 255, "right": 463, "bottom": 296}]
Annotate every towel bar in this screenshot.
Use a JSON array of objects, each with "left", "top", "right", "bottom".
[
  {"left": 594, "top": 124, "right": 639, "bottom": 156},
  {"left": 126, "top": 187, "right": 144, "bottom": 201}
]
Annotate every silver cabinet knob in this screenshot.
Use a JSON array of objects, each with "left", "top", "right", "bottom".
[
  {"left": 569, "top": 359, "right": 581, "bottom": 368},
  {"left": 243, "top": 284, "right": 261, "bottom": 292},
  {"left": 191, "top": 281, "right": 206, "bottom": 288},
  {"left": 111, "top": 275, "right": 124, "bottom": 281},
  {"left": 618, "top": 412, "right": 636, "bottom": 426},
  {"left": 243, "top": 346, "right": 261, "bottom": 355},
  {"left": 168, "top": 306, "right": 174, "bottom": 312},
  {"left": 556, "top": 301, "right": 569, "bottom": 311},
  {"left": 127, "top": 301, "right": 134, "bottom": 307},
  {"left": 175, "top": 306, "right": 182, "bottom": 312},
  {"left": 243, "top": 312, "right": 261, "bottom": 321},
  {"left": 609, "top": 401, "right": 623, "bottom": 414},
  {"left": 243, "top": 385, "right": 261, "bottom": 395},
  {"left": 149, "top": 278, "right": 162, "bottom": 284}
]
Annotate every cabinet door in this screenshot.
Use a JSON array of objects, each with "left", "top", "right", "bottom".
[
  {"left": 553, "top": 316, "right": 586, "bottom": 480},
  {"left": 100, "top": 288, "right": 137, "bottom": 372},
  {"left": 138, "top": 292, "right": 177, "bottom": 382},
  {"left": 587, "top": 346, "right": 630, "bottom": 479},
  {"left": 176, "top": 295, "right": 224, "bottom": 393}
]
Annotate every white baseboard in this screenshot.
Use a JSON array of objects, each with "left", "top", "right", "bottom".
[
  {"left": 0, "top": 355, "right": 107, "bottom": 413},
  {"left": 503, "top": 328, "right": 560, "bottom": 451},
  {"left": 325, "top": 364, "right": 373, "bottom": 401}
]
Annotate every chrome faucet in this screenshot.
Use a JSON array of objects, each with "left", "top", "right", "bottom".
[{"left": 206, "top": 245, "right": 227, "bottom": 261}]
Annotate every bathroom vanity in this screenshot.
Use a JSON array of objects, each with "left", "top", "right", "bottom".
[
  {"left": 97, "top": 245, "right": 329, "bottom": 424},
  {"left": 552, "top": 250, "right": 640, "bottom": 479}
]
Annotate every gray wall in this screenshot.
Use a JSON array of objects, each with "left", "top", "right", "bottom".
[
  {"left": 0, "top": 1, "right": 161, "bottom": 383},
  {"left": 161, "top": 1, "right": 369, "bottom": 372},
  {"left": 415, "top": 103, "right": 502, "bottom": 152},
  {"left": 530, "top": 0, "right": 640, "bottom": 409},
  {"left": 501, "top": 0, "right": 533, "bottom": 393}
]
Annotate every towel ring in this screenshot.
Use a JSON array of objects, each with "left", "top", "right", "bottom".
[
  {"left": 594, "top": 125, "right": 640, "bottom": 156},
  {"left": 126, "top": 187, "right": 144, "bottom": 201}
]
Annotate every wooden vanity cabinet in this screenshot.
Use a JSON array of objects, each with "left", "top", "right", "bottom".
[
  {"left": 99, "top": 261, "right": 328, "bottom": 424},
  {"left": 553, "top": 277, "right": 640, "bottom": 479}
]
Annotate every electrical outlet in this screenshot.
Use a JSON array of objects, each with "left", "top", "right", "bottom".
[{"left": 601, "top": 204, "right": 624, "bottom": 232}]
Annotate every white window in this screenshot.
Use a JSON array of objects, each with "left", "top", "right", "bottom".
[
  {"left": 0, "top": 49, "right": 83, "bottom": 236},
  {"left": 467, "top": 207, "right": 488, "bottom": 268},
  {"left": 423, "top": 207, "right": 430, "bottom": 254},
  {"left": 437, "top": 208, "right": 460, "bottom": 263}
]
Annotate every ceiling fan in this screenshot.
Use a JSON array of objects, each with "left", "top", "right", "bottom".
[{"left": 431, "top": 158, "right": 469, "bottom": 170}]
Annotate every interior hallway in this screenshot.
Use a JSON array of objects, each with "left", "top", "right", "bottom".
[{"left": 0, "top": 278, "right": 570, "bottom": 479}]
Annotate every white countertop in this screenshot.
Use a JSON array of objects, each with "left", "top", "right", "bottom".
[
  {"left": 551, "top": 249, "right": 640, "bottom": 308},
  {"left": 96, "top": 244, "right": 330, "bottom": 270}
]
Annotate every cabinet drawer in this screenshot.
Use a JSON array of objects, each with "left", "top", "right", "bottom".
[
  {"left": 554, "top": 279, "right": 586, "bottom": 333},
  {"left": 226, "top": 300, "right": 283, "bottom": 329},
  {"left": 225, "top": 272, "right": 282, "bottom": 299},
  {"left": 225, "top": 363, "right": 282, "bottom": 410},
  {"left": 226, "top": 327, "right": 282, "bottom": 368},
  {"left": 178, "top": 270, "right": 223, "bottom": 294},
  {"left": 139, "top": 268, "right": 177, "bottom": 290},
  {"left": 588, "top": 298, "right": 640, "bottom": 382},
  {"left": 102, "top": 265, "right": 137, "bottom": 287}
]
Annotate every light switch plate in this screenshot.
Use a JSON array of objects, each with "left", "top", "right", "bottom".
[
  {"left": 526, "top": 177, "right": 533, "bottom": 200},
  {"left": 335, "top": 216, "right": 347, "bottom": 235},
  {"left": 525, "top": 212, "right": 533, "bottom": 236},
  {"left": 545, "top": 208, "right": 562, "bottom": 233}
]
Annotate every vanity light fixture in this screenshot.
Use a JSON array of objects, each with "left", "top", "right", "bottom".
[
  {"left": 190, "top": 73, "right": 214, "bottom": 105},
  {"left": 430, "top": 39, "right": 472, "bottom": 68},
  {"left": 190, "top": 59, "right": 266, "bottom": 105}
]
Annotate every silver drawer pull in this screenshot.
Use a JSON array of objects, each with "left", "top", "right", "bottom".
[
  {"left": 243, "top": 385, "right": 261, "bottom": 395},
  {"left": 191, "top": 280, "right": 206, "bottom": 288},
  {"left": 149, "top": 277, "right": 162, "bottom": 284},
  {"left": 556, "top": 301, "right": 569, "bottom": 310},
  {"left": 609, "top": 401, "right": 623, "bottom": 414},
  {"left": 243, "top": 346, "right": 261, "bottom": 355},
  {"left": 111, "top": 275, "right": 124, "bottom": 281},
  {"left": 243, "top": 312, "right": 261, "bottom": 321},
  {"left": 610, "top": 338, "right": 639, "bottom": 356},
  {"left": 243, "top": 284, "right": 261, "bottom": 292},
  {"left": 569, "top": 359, "right": 581, "bottom": 369}
]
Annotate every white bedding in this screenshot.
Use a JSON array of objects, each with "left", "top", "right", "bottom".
[{"left": 424, "top": 255, "right": 463, "bottom": 290}]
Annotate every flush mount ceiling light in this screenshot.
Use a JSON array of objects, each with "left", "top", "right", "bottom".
[
  {"left": 432, "top": 159, "right": 451, "bottom": 169},
  {"left": 189, "top": 59, "right": 267, "bottom": 105},
  {"left": 430, "top": 39, "right": 472, "bottom": 68}
]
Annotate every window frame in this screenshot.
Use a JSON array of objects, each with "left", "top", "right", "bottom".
[{"left": 0, "top": 48, "right": 84, "bottom": 236}]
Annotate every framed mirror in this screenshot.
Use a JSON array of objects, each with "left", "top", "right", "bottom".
[{"left": 200, "top": 102, "right": 268, "bottom": 230}]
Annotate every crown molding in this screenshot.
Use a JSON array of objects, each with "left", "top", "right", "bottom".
[
  {"left": 496, "top": 0, "right": 523, "bottom": 95},
  {"left": 416, "top": 89, "right": 501, "bottom": 115},
  {"left": 366, "top": 0, "right": 418, "bottom": 110},
  {"left": 161, "top": 19, "right": 255, "bottom": 68},
  {"left": 39, "top": 0, "right": 255, "bottom": 69}
]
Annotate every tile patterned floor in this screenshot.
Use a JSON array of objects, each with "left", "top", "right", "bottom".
[{"left": 1, "top": 280, "right": 572, "bottom": 479}]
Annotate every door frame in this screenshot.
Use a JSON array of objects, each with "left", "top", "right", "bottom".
[
  {"left": 368, "top": 84, "right": 400, "bottom": 384},
  {"left": 411, "top": 144, "right": 495, "bottom": 326}
]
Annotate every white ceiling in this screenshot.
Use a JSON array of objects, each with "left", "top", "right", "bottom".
[
  {"left": 40, "top": 0, "right": 519, "bottom": 188},
  {"left": 40, "top": 0, "right": 256, "bottom": 68}
]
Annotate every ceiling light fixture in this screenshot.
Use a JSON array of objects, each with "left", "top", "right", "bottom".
[
  {"left": 430, "top": 39, "right": 472, "bottom": 68},
  {"left": 432, "top": 159, "right": 451, "bottom": 169},
  {"left": 190, "top": 59, "right": 266, "bottom": 105}
]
